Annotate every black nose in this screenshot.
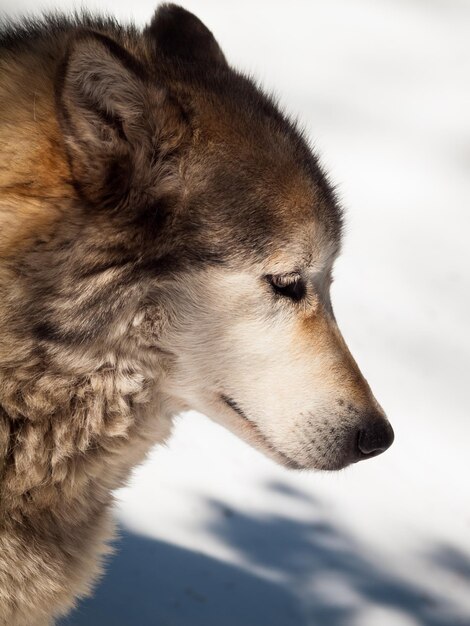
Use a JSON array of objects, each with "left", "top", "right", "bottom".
[{"left": 357, "top": 419, "right": 394, "bottom": 458}]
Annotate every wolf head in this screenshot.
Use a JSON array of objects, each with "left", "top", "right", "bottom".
[{"left": 1, "top": 4, "right": 393, "bottom": 471}]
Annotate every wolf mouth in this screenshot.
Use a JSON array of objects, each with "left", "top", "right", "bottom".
[
  {"left": 221, "top": 394, "right": 247, "bottom": 419},
  {"left": 220, "top": 394, "right": 302, "bottom": 469}
]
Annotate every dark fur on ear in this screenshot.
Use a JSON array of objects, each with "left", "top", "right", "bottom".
[
  {"left": 146, "top": 3, "right": 227, "bottom": 68},
  {"left": 56, "top": 30, "right": 188, "bottom": 210}
]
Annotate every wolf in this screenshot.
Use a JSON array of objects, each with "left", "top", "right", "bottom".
[{"left": 0, "top": 4, "right": 394, "bottom": 624}]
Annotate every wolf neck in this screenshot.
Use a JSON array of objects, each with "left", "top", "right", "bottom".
[
  {"left": 0, "top": 342, "right": 174, "bottom": 517},
  {"left": 0, "top": 47, "right": 75, "bottom": 262}
]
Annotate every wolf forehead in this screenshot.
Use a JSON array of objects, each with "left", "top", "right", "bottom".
[
  {"left": 0, "top": 4, "right": 342, "bottom": 263},
  {"left": 154, "top": 15, "right": 343, "bottom": 257},
  {"left": 180, "top": 86, "right": 343, "bottom": 261}
]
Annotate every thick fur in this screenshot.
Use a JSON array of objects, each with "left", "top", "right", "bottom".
[{"left": 0, "top": 5, "right": 393, "bottom": 624}]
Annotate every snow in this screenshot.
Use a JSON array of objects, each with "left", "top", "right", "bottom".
[{"left": 2, "top": 0, "right": 469, "bottom": 623}]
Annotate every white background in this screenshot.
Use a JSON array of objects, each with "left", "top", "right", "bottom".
[{"left": 2, "top": 1, "right": 469, "bottom": 624}]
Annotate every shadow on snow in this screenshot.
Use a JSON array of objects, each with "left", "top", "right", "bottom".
[{"left": 61, "top": 481, "right": 470, "bottom": 626}]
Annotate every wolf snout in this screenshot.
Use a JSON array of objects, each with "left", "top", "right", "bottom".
[{"left": 356, "top": 415, "right": 394, "bottom": 461}]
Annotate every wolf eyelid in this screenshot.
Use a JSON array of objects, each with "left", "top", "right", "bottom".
[
  {"left": 272, "top": 272, "right": 300, "bottom": 285},
  {"left": 265, "top": 274, "right": 306, "bottom": 302}
]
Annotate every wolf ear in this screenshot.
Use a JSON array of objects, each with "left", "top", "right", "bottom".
[
  {"left": 57, "top": 32, "right": 187, "bottom": 208},
  {"left": 146, "top": 4, "right": 227, "bottom": 68}
]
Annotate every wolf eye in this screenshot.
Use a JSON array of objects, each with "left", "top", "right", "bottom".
[{"left": 267, "top": 273, "right": 306, "bottom": 302}]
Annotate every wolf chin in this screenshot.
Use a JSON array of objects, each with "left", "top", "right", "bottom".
[{"left": 0, "top": 4, "right": 394, "bottom": 624}]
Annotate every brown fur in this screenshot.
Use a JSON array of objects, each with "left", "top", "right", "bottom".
[{"left": 0, "top": 5, "right": 393, "bottom": 623}]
